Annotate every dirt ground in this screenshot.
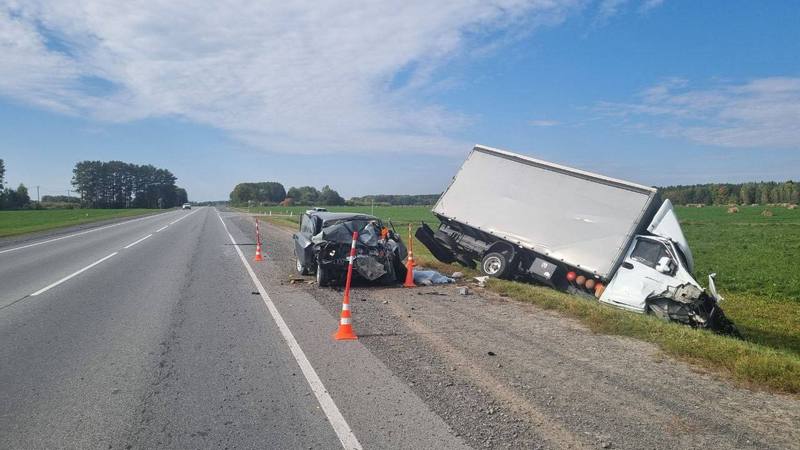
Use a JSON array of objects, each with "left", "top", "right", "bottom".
[{"left": 258, "top": 218, "right": 799, "bottom": 449}]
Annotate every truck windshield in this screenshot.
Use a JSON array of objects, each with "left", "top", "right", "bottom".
[{"left": 630, "top": 239, "right": 671, "bottom": 271}]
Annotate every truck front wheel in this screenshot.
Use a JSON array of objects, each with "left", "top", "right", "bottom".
[{"left": 481, "top": 252, "right": 510, "bottom": 278}]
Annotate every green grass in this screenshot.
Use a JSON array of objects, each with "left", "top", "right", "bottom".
[
  {"left": 258, "top": 203, "right": 800, "bottom": 393},
  {"left": 0, "top": 209, "right": 157, "bottom": 237}
]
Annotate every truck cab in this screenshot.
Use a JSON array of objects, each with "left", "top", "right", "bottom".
[{"left": 600, "top": 200, "right": 724, "bottom": 328}]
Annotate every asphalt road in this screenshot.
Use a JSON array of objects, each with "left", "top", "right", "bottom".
[{"left": 0, "top": 207, "right": 465, "bottom": 449}]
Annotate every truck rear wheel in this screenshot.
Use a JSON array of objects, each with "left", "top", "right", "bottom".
[{"left": 481, "top": 252, "right": 510, "bottom": 278}]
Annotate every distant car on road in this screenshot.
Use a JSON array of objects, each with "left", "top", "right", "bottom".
[
  {"left": 182, "top": 203, "right": 191, "bottom": 209},
  {"left": 293, "top": 211, "right": 407, "bottom": 286}
]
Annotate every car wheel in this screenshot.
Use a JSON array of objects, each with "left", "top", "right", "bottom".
[
  {"left": 316, "top": 262, "right": 329, "bottom": 287},
  {"left": 481, "top": 252, "right": 509, "bottom": 278},
  {"left": 296, "top": 258, "right": 308, "bottom": 275}
]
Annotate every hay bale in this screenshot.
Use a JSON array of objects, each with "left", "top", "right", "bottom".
[
  {"left": 727, "top": 207, "right": 739, "bottom": 214},
  {"left": 761, "top": 209, "right": 774, "bottom": 217}
]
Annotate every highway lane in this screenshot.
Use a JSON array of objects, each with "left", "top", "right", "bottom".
[
  {"left": 0, "top": 208, "right": 196, "bottom": 309},
  {"left": 0, "top": 207, "right": 465, "bottom": 449}
]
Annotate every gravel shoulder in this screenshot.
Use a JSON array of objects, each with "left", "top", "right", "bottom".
[{"left": 252, "top": 215, "right": 800, "bottom": 450}]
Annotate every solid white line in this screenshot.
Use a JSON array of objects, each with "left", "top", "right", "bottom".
[
  {"left": 156, "top": 226, "right": 168, "bottom": 232},
  {"left": 123, "top": 234, "right": 153, "bottom": 249},
  {"left": 0, "top": 211, "right": 174, "bottom": 255},
  {"left": 31, "top": 252, "right": 118, "bottom": 296},
  {"left": 216, "top": 212, "right": 362, "bottom": 450}
]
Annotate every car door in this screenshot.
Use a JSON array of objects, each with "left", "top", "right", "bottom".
[
  {"left": 293, "top": 214, "right": 316, "bottom": 266},
  {"left": 599, "top": 237, "right": 677, "bottom": 312}
]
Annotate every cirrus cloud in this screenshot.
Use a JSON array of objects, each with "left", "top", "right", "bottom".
[
  {"left": 1, "top": 0, "right": 597, "bottom": 155},
  {"left": 595, "top": 77, "right": 800, "bottom": 149}
]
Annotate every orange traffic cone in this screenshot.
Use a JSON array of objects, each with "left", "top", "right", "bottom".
[
  {"left": 334, "top": 231, "right": 359, "bottom": 340},
  {"left": 403, "top": 251, "right": 415, "bottom": 287},
  {"left": 254, "top": 240, "right": 264, "bottom": 262},
  {"left": 403, "top": 223, "right": 416, "bottom": 288},
  {"left": 334, "top": 303, "right": 357, "bottom": 340}
]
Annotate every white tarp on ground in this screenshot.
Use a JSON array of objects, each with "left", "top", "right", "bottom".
[{"left": 433, "top": 145, "right": 658, "bottom": 279}]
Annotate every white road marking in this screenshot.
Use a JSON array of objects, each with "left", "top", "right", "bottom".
[
  {"left": 123, "top": 234, "right": 153, "bottom": 249},
  {"left": 216, "top": 212, "right": 362, "bottom": 450},
  {"left": 31, "top": 252, "right": 118, "bottom": 296},
  {"left": 156, "top": 225, "right": 168, "bottom": 232},
  {"left": 169, "top": 208, "right": 201, "bottom": 225},
  {"left": 0, "top": 212, "right": 173, "bottom": 255}
]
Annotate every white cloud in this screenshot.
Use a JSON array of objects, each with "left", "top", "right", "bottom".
[
  {"left": 529, "top": 119, "right": 560, "bottom": 127},
  {"left": 1, "top": 0, "right": 593, "bottom": 155},
  {"left": 596, "top": 0, "right": 663, "bottom": 20},
  {"left": 595, "top": 77, "right": 800, "bottom": 149}
]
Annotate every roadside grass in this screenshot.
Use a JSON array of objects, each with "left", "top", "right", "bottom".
[
  {"left": 258, "top": 205, "right": 800, "bottom": 393},
  {"left": 486, "top": 280, "right": 800, "bottom": 394},
  {"left": 0, "top": 209, "right": 157, "bottom": 238}
]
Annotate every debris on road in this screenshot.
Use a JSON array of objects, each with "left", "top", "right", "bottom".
[
  {"left": 458, "top": 287, "right": 471, "bottom": 296},
  {"left": 451, "top": 271, "right": 464, "bottom": 279},
  {"left": 474, "top": 276, "right": 489, "bottom": 287},
  {"left": 413, "top": 269, "right": 455, "bottom": 285}
]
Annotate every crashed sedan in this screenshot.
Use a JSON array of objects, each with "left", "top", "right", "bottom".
[{"left": 293, "top": 211, "right": 408, "bottom": 286}]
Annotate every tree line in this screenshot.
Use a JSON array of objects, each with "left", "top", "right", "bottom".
[
  {"left": 348, "top": 194, "right": 440, "bottom": 206},
  {"left": 229, "top": 182, "right": 345, "bottom": 206},
  {"left": 660, "top": 181, "right": 799, "bottom": 206},
  {"left": 0, "top": 158, "right": 33, "bottom": 210},
  {"left": 72, "top": 161, "right": 188, "bottom": 209}
]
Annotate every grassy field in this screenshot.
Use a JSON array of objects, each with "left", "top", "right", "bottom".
[
  {"left": 256, "top": 203, "right": 800, "bottom": 393},
  {"left": 0, "top": 209, "right": 157, "bottom": 238}
]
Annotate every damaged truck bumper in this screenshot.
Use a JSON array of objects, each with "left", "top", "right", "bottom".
[{"left": 646, "top": 277, "right": 740, "bottom": 336}]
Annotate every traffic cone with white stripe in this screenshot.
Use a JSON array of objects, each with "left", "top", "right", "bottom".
[
  {"left": 334, "top": 231, "right": 358, "bottom": 340},
  {"left": 403, "top": 223, "right": 415, "bottom": 288},
  {"left": 254, "top": 218, "right": 264, "bottom": 262}
]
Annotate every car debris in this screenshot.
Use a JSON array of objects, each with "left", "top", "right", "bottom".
[
  {"left": 417, "top": 144, "right": 739, "bottom": 334},
  {"left": 458, "top": 287, "right": 471, "bottom": 296},
  {"left": 473, "top": 276, "right": 489, "bottom": 287},
  {"left": 293, "top": 211, "right": 407, "bottom": 286}
]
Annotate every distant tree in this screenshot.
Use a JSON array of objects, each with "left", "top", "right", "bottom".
[
  {"left": 229, "top": 182, "right": 286, "bottom": 205},
  {"left": 659, "top": 181, "right": 796, "bottom": 205},
  {"left": 15, "top": 183, "right": 30, "bottom": 207},
  {"left": 72, "top": 160, "right": 185, "bottom": 209},
  {"left": 319, "top": 185, "right": 345, "bottom": 205},
  {"left": 0, "top": 158, "right": 4, "bottom": 190},
  {"left": 286, "top": 186, "right": 320, "bottom": 205},
  {"left": 175, "top": 187, "right": 188, "bottom": 205},
  {"left": 347, "top": 194, "right": 441, "bottom": 206},
  {"left": 41, "top": 195, "right": 80, "bottom": 203}
]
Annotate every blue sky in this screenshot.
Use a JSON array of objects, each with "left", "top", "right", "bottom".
[{"left": 1, "top": 0, "right": 798, "bottom": 201}]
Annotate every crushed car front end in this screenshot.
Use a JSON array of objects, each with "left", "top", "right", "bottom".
[{"left": 313, "top": 219, "right": 407, "bottom": 286}]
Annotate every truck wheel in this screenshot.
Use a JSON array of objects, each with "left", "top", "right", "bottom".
[
  {"left": 481, "top": 252, "right": 509, "bottom": 278},
  {"left": 296, "top": 258, "right": 309, "bottom": 275},
  {"left": 316, "top": 262, "right": 330, "bottom": 287}
]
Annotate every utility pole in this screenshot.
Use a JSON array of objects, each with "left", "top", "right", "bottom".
[{"left": 36, "top": 185, "right": 40, "bottom": 203}]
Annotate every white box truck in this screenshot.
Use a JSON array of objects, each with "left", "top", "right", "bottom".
[{"left": 417, "top": 145, "right": 737, "bottom": 333}]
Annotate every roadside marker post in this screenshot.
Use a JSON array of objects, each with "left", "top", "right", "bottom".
[
  {"left": 334, "top": 231, "right": 358, "bottom": 341},
  {"left": 403, "top": 223, "right": 416, "bottom": 288}
]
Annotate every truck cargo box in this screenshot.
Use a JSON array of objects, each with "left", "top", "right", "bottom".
[{"left": 432, "top": 145, "right": 659, "bottom": 279}]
